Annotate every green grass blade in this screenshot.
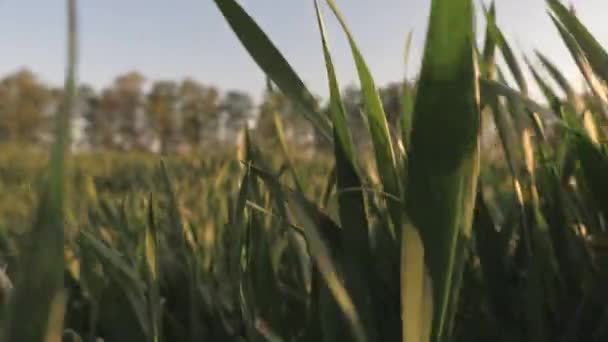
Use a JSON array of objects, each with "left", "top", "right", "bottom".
[
  {"left": 495, "top": 26, "right": 528, "bottom": 95},
  {"left": 321, "top": 165, "right": 336, "bottom": 209},
  {"left": 231, "top": 167, "right": 257, "bottom": 339},
  {"left": 160, "top": 161, "right": 188, "bottom": 253},
  {"left": 404, "top": 30, "right": 414, "bottom": 78},
  {"left": 272, "top": 110, "right": 304, "bottom": 192},
  {"left": 213, "top": 0, "right": 332, "bottom": 141},
  {"left": 158, "top": 162, "right": 200, "bottom": 342},
  {"left": 3, "top": 1, "right": 77, "bottom": 340},
  {"left": 247, "top": 165, "right": 365, "bottom": 342},
  {"left": 573, "top": 132, "right": 608, "bottom": 219},
  {"left": 549, "top": 14, "right": 608, "bottom": 105},
  {"left": 548, "top": 0, "right": 608, "bottom": 84},
  {"left": 400, "top": 85, "right": 414, "bottom": 156},
  {"left": 325, "top": 0, "right": 402, "bottom": 229},
  {"left": 401, "top": 29, "right": 415, "bottom": 155},
  {"left": 525, "top": 56, "right": 562, "bottom": 116},
  {"left": 315, "top": 2, "right": 377, "bottom": 340},
  {"left": 480, "top": 79, "right": 556, "bottom": 119},
  {"left": 480, "top": 1, "right": 527, "bottom": 182},
  {"left": 479, "top": 2, "right": 531, "bottom": 220},
  {"left": 230, "top": 166, "right": 251, "bottom": 279},
  {"left": 401, "top": 30, "right": 415, "bottom": 153},
  {"left": 286, "top": 190, "right": 366, "bottom": 342},
  {"left": 314, "top": 1, "right": 357, "bottom": 169},
  {"left": 405, "top": 0, "right": 480, "bottom": 340},
  {"left": 535, "top": 51, "right": 576, "bottom": 101},
  {"left": 401, "top": 221, "right": 431, "bottom": 342},
  {"left": 508, "top": 92, "right": 560, "bottom": 342},
  {"left": 481, "top": 1, "right": 497, "bottom": 79},
  {"left": 472, "top": 191, "right": 514, "bottom": 323},
  {"left": 247, "top": 209, "right": 283, "bottom": 339},
  {"left": 145, "top": 195, "right": 161, "bottom": 342},
  {"left": 81, "top": 231, "right": 150, "bottom": 338}
]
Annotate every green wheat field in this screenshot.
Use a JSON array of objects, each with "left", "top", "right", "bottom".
[{"left": 1, "top": 0, "right": 608, "bottom": 341}]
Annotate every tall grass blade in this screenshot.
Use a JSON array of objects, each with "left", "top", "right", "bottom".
[
  {"left": 321, "top": 165, "right": 336, "bottom": 209},
  {"left": 480, "top": 1, "right": 497, "bottom": 79},
  {"left": 480, "top": 79, "right": 556, "bottom": 118},
  {"left": 3, "top": 1, "right": 77, "bottom": 341},
  {"left": 286, "top": 190, "right": 366, "bottom": 342},
  {"left": 549, "top": 14, "right": 608, "bottom": 106},
  {"left": 248, "top": 165, "right": 365, "bottom": 342},
  {"left": 404, "top": 30, "right": 414, "bottom": 78},
  {"left": 80, "top": 231, "right": 150, "bottom": 339},
  {"left": 405, "top": 0, "right": 480, "bottom": 341},
  {"left": 495, "top": 26, "right": 528, "bottom": 95},
  {"left": 536, "top": 51, "right": 576, "bottom": 101},
  {"left": 401, "top": 30, "right": 415, "bottom": 152},
  {"left": 480, "top": 1, "right": 526, "bottom": 182},
  {"left": 401, "top": 221, "right": 431, "bottom": 342},
  {"left": 401, "top": 86, "right": 414, "bottom": 157},
  {"left": 548, "top": 0, "right": 608, "bottom": 84},
  {"left": 145, "top": 195, "right": 161, "bottom": 342},
  {"left": 159, "top": 162, "right": 201, "bottom": 342},
  {"left": 325, "top": 0, "right": 402, "bottom": 229},
  {"left": 526, "top": 56, "right": 562, "bottom": 116},
  {"left": 315, "top": 2, "right": 377, "bottom": 340},
  {"left": 272, "top": 110, "right": 303, "bottom": 192},
  {"left": 573, "top": 132, "right": 608, "bottom": 219}
]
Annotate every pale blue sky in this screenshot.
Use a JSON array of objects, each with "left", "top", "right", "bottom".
[{"left": 0, "top": 1, "right": 605, "bottom": 101}]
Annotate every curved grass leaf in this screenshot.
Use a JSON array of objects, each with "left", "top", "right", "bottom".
[
  {"left": 525, "top": 56, "right": 562, "bottom": 116},
  {"left": 286, "top": 189, "right": 366, "bottom": 342},
  {"left": 247, "top": 164, "right": 365, "bottom": 342},
  {"left": 536, "top": 51, "right": 576, "bottom": 101},
  {"left": 314, "top": 1, "right": 358, "bottom": 171},
  {"left": 495, "top": 26, "right": 528, "bottom": 95},
  {"left": 549, "top": 14, "right": 608, "bottom": 106},
  {"left": 272, "top": 110, "right": 303, "bottom": 192},
  {"left": 80, "top": 231, "right": 150, "bottom": 339},
  {"left": 480, "top": 79, "right": 556, "bottom": 119},
  {"left": 321, "top": 165, "right": 336, "bottom": 209},
  {"left": 325, "top": 0, "right": 402, "bottom": 229},
  {"left": 315, "top": 2, "right": 377, "bottom": 340},
  {"left": 213, "top": 0, "right": 332, "bottom": 141},
  {"left": 548, "top": 0, "right": 608, "bottom": 84},
  {"left": 248, "top": 164, "right": 342, "bottom": 253}
]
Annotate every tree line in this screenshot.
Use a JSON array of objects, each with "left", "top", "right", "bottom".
[{"left": 0, "top": 68, "right": 409, "bottom": 154}]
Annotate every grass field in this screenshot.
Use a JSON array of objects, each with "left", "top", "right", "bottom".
[{"left": 1, "top": 0, "right": 608, "bottom": 341}]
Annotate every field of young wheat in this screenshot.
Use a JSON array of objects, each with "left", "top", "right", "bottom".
[{"left": 0, "top": 0, "right": 607, "bottom": 341}]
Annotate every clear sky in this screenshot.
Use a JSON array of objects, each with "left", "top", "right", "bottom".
[{"left": 0, "top": 1, "right": 606, "bottom": 101}]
